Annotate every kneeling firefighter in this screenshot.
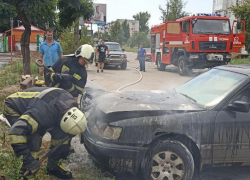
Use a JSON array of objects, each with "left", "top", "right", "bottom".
[
  {"left": 45, "top": 44, "right": 95, "bottom": 98},
  {"left": 3, "top": 87, "right": 87, "bottom": 179}
]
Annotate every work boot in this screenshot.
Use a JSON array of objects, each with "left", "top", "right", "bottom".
[
  {"left": 47, "top": 159, "right": 72, "bottom": 179},
  {"left": 97, "top": 70, "right": 99, "bottom": 73},
  {"left": 101, "top": 69, "right": 103, "bottom": 73}
]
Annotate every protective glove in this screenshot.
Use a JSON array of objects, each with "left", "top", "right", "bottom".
[
  {"left": 22, "top": 159, "right": 40, "bottom": 179},
  {"left": 60, "top": 74, "right": 73, "bottom": 83},
  {"left": 53, "top": 73, "right": 62, "bottom": 83}
]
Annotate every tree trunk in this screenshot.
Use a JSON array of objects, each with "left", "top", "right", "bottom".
[
  {"left": 17, "top": 8, "right": 31, "bottom": 75},
  {"left": 74, "top": 19, "right": 80, "bottom": 47}
]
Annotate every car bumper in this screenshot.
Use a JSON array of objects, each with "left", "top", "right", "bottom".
[
  {"left": 105, "top": 58, "right": 127, "bottom": 65},
  {"left": 81, "top": 128, "right": 148, "bottom": 174}
]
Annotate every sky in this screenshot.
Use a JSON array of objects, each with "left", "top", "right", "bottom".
[{"left": 91, "top": 0, "right": 213, "bottom": 31}]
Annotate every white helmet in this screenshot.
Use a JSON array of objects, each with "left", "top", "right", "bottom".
[
  {"left": 75, "top": 44, "right": 94, "bottom": 64},
  {"left": 60, "top": 107, "right": 87, "bottom": 135}
]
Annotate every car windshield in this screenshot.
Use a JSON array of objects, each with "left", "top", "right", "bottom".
[
  {"left": 106, "top": 44, "right": 121, "bottom": 51},
  {"left": 175, "top": 69, "right": 247, "bottom": 108},
  {"left": 192, "top": 19, "right": 231, "bottom": 34}
]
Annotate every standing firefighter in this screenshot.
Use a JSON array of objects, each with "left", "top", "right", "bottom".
[
  {"left": 3, "top": 87, "right": 87, "bottom": 179},
  {"left": 46, "top": 44, "right": 94, "bottom": 97}
]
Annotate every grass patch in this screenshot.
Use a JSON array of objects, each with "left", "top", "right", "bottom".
[
  {"left": 0, "top": 121, "right": 52, "bottom": 180},
  {"left": 122, "top": 45, "right": 138, "bottom": 53},
  {"left": 229, "top": 58, "right": 250, "bottom": 65},
  {"left": 0, "top": 60, "right": 41, "bottom": 115}
]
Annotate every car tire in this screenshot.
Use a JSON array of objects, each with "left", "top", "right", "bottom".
[
  {"left": 121, "top": 62, "right": 127, "bottom": 70},
  {"left": 142, "top": 140, "right": 194, "bottom": 180},
  {"left": 178, "top": 56, "right": 189, "bottom": 76},
  {"left": 157, "top": 54, "right": 166, "bottom": 71}
]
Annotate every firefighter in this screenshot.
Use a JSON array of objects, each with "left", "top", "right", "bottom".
[
  {"left": 45, "top": 44, "right": 95, "bottom": 97},
  {"left": 3, "top": 87, "right": 87, "bottom": 179}
]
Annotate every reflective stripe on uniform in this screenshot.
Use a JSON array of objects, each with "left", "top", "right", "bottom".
[
  {"left": 51, "top": 139, "right": 70, "bottom": 146},
  {"left": 66, "top": 84, "right": 75, "bottom": 93},
  {"left": 31, "top": 151, "right": 43, "bottom": 159},
  {"left": 62, "top": 65, "right": 70, "bottom": 73},
  {"left": 50, "top": 73, "right": 55, "bottom": 82},
  {"left": 9, "top": 135, "right": 27, "bottom": 144},
  {"left": 37, "top": 87, "right": 58, "bottom": 98},
  {"left": 73, "top": 73, "right": 81, "bottom": 80},
  {"left": 74, "top": 84, "right": 84, "bottom": 92},
  {"left": 7, "top": 92, "right": 40, "bottom": 99},
  {"left": 3, "top": 104, "right": 20, "bottom": 117},
  {"left": 54, "top": 83, "right": 60, "bottom": 88},
  {"left": 19, "top": 115, "right": 38, "bottom": 134}
]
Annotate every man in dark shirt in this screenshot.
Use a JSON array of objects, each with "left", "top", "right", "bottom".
[{"left": 96, "top": 39, "right": 109, "bottom": 73}]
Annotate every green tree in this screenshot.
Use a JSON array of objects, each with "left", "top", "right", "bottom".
[
  {"left": 159, "top": 0, "right": 189, "bottom": 22},
  {"left": 0, "top": 0, "right": 57, "bottom": 74},
  {"left": 128, "top": 32, "right": 150, "bottom": 48},
  {"left": 231, "top": 2, "right": 250, "bottom": 52},
  {"left": 122, "top": 20, "right": 130, "bottom": 43},
  {"left": 100, "top": 31, "right": 111, "bottom": 41},
  {"left": 0, "top": 3, "right": 17, "bottom": 32},
  {"left": 110, "top": 21, "right": 123, "bottom": 45},
  {"left": 133, "top": 12, "right": 151, "bottom": 34},
  {"left": 58, "top": 0, "right": 94, "bottom": 46}
]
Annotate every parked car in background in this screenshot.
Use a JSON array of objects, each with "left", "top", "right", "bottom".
[
  {"left": 96, "top": 42, "right": 127, "bottom": 70},
  {"left": 81, "top": 65, "right": 250, "bottom": 180},
  {"left": 145, "top": 48, "right": 152, "bottom": 61}
]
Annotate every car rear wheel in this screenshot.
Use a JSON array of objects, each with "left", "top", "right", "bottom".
[
  {"left": 157, "top": 54, "right": 166, "bottom": 71},
  {"left": 121, "top": 62, "right": 127, "bottom": 70},
  {"left": 142, "top": 140, "right": 194, "bottom": 180}
]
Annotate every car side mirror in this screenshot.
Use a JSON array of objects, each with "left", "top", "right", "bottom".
[
  {"left": 227, "top": 101, "right": 250, "bottom": 113},
  {"left": 122, "top": 49, "right": 125, "bottom": 52}
]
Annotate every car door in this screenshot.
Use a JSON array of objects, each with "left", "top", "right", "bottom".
[{"left": 213, "top": 85, "right": 250, "bottom": 165}]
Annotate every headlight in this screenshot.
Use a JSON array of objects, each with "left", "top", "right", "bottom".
[
  {"left": 189, "top": 55, "right": 199, "bottom": 59},
  {"left": 103, "top": 125, "right": 122, "bottom": 140},
  {"left": 92, "top": 124, "right": 122, "bottom": 140},
  {"left": 226, "top": 55, "right": 231, "bottom": 59},
  {"left": 121, "top": 54, "right": 127, "bottom": 58}
]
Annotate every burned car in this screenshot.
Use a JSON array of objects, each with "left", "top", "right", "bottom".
[{"left": 81, "top": 65, "right": 250, "bottom": 180}]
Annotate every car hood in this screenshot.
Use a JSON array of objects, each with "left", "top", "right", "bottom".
[
  {"left": 109, "top": 51, "right": 126, "bottom": 55},
  {"left": 93, "top": 90, "right": 204, "bottom": 114}
]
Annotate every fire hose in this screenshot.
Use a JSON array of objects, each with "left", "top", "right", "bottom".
[{"left": 116, "top": 66, "right": 143, "bottom": 91}]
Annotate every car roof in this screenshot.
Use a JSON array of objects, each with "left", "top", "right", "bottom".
[
  {"left": 214, "top": 65, "right": 250, "bottom": 76},
  {"left": 105, "top": 42, "right": 119, "bottom": 45}
]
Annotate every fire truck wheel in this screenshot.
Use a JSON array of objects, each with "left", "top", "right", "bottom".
[
  {"left": 178, "top": 56, "right": 188, "bottom": 76},
  {"left": 157, "top": 54, "right": 166, "bottom": 71}
]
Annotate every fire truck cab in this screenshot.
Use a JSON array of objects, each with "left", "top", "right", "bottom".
[{"left": 150, "top": 13, "right": 245, "bottom": 75}]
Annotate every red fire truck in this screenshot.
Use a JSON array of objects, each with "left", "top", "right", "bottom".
[{"left": 150, "top": 13, "right": 245, "bottom": 75}]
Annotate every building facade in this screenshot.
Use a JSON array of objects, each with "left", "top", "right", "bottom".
[
  {"left": 116, "top": 19, "right": 139, "bottom": 36},
  {"left": 212, "top": 0, "right": 244, "bottom": 24}
]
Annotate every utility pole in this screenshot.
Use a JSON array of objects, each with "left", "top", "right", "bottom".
[
  {"left": 10, "top": 17, "right": 13, "bottom": 64},
  {"left": 45, "top": 22, "right": 49, "bottom": 30}
]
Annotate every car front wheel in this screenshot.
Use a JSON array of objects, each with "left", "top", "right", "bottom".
[
  {"left": 142, "top": 140, "right": 194, "bottom": 180},
  {"left": 121, "top": 62, "right": 127, "bottom": 70}
]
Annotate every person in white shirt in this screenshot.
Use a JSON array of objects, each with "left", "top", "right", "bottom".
[{"left": 92, "top": 6, "right": 104, "bottom": 21}]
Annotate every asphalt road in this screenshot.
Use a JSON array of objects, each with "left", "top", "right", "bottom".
[{"left": 73, "top": 51, "right": 250, "bottom": 180}]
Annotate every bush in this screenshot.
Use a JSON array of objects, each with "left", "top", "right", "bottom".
[{"left": 229, "top": 58, "right": 250, "bottom": 65}]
